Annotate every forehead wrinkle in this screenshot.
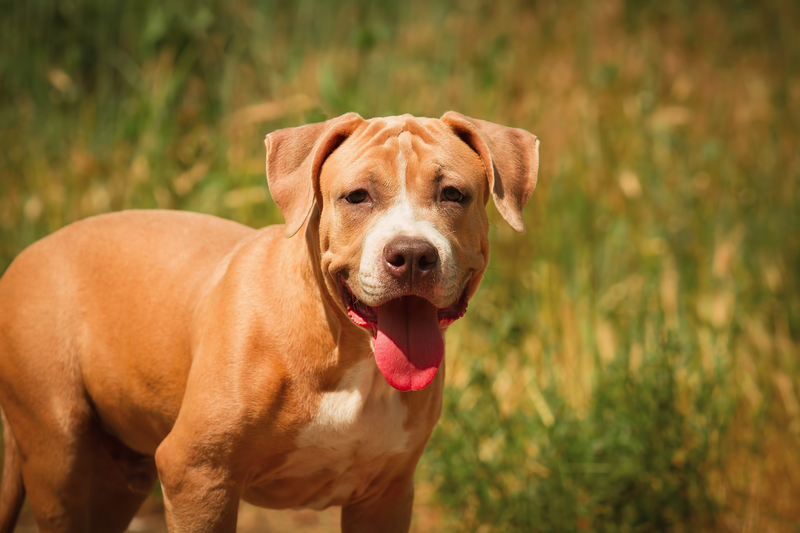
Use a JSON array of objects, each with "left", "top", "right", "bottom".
[
  {"left": 340, "top": 119, "right": 398, "bottom": 160},
  {"left": 400, "top": 116, "right": 437, "bottom": 144},
  {"left": 400, "top": 131, "right": 440, "bottom": 205},
  {"left": 408, "top": 134, "right": 441, "bottom": 173},
  {"left": 342, "top": 136, "right": 403, "bottom": 194},
  {"left": 331, "top": 133, "right": 398, "bottom": 186},
  {"left": 342, "top": 117, "right": 435, "bottom": 162},
  {"left": 331, "top": 121, "right": 434, "bottom": 200}
]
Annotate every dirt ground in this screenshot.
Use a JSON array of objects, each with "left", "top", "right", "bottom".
[
  {"left": 13, "top": 499, "right": 340, "bottom": 533},
  {"left": 13, "top": 490, "right": 444, "bottom": 532}
]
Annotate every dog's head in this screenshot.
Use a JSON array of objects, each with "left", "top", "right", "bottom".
[{"left": 265, "top": 113, "right": 539, "bottom": 391}]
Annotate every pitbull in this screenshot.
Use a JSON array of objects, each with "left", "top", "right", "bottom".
[{"left": 0, "top": 112, "right": 538, "bottom": 532}]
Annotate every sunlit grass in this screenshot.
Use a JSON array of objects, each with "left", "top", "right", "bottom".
[{"left": 1, "top": 1, "right": 799, "bottom": 531}]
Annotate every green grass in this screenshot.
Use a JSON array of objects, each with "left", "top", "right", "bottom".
[{"left": 2, "top": 0, "right": 799, "bottom": 531}]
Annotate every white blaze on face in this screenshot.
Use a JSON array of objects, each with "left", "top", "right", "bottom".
[{"left": 357, "top": 132, "right": 456, "bottom": 307}]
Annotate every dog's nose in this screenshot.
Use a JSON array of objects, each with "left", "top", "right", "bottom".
[{"left": 383, "top": 236, "right": 439, "bottom": 284}]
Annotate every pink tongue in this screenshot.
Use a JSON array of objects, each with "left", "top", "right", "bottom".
[{"left": 374, "top": 296, "right": 444, "bottom": 391}]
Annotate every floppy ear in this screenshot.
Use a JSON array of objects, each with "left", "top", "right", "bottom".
[
  {"left": 265, "top": 112, "right": 364, "bottom": 237},
  {"left": 440, "top": 111, "right": 540, "bottom": 233}
]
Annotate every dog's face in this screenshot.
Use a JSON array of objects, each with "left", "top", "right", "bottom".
[
  {"left": 266, "top": 113, "right": 539, "bottom": 391},
  {"left": 318, "top": 117, "right": 488, "bottom": 320}
]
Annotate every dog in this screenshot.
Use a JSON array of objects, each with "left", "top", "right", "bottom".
[{"left": 0, "top": 112, "right": 538, "bottom": 532}]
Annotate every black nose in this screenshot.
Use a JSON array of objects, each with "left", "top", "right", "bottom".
[{"left": 383, "top": 236, "right": 440, "bottom": 285}]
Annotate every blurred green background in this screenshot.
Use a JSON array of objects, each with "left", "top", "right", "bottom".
[{"left": 2, "top": 0, "right": 799, "bottom": 531}]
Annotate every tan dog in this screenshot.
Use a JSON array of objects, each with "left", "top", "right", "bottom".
[{"left": 0, "top": 112, "right": 538, "bottom": 533}]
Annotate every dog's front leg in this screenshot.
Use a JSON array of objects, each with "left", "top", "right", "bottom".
[
  {"left": 154, "top": 358, "right": 249, "bottom": 533},
  {"left": 341, "top": 476, "right": 415, "bottom": 533},
  {"left": 155, "top": 427, "right": 241, "bottom": 533}
]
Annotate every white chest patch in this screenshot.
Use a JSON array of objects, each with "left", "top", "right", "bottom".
[{"left": 276, "top": 358, "right": 411, "bottom": 509}]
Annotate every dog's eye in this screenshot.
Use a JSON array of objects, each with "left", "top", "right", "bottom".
[
  {"left": 346, "top": 189, "right": 370, "bottom": 204},
  {"left": 441, "top": 187, "right": 465, "bottom": 203}
]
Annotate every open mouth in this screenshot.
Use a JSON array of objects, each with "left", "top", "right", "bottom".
[
  {"left": 338, "top": 275, "right": 469, "bottom": 392},
  {"left": 338, "top": 276, "right": 469, "bottom": 332}
]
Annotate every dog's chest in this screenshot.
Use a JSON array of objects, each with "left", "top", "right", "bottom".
[{"left": 274, "top": 359, "right": 412, "bottom": 509}]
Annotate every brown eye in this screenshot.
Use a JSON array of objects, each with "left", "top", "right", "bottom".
[
  {"left": 346, "top": 189, "right": 370, "bottom": 204},
  {"left": 441, "top": 187, "right": 465, "bottom": 203}
]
